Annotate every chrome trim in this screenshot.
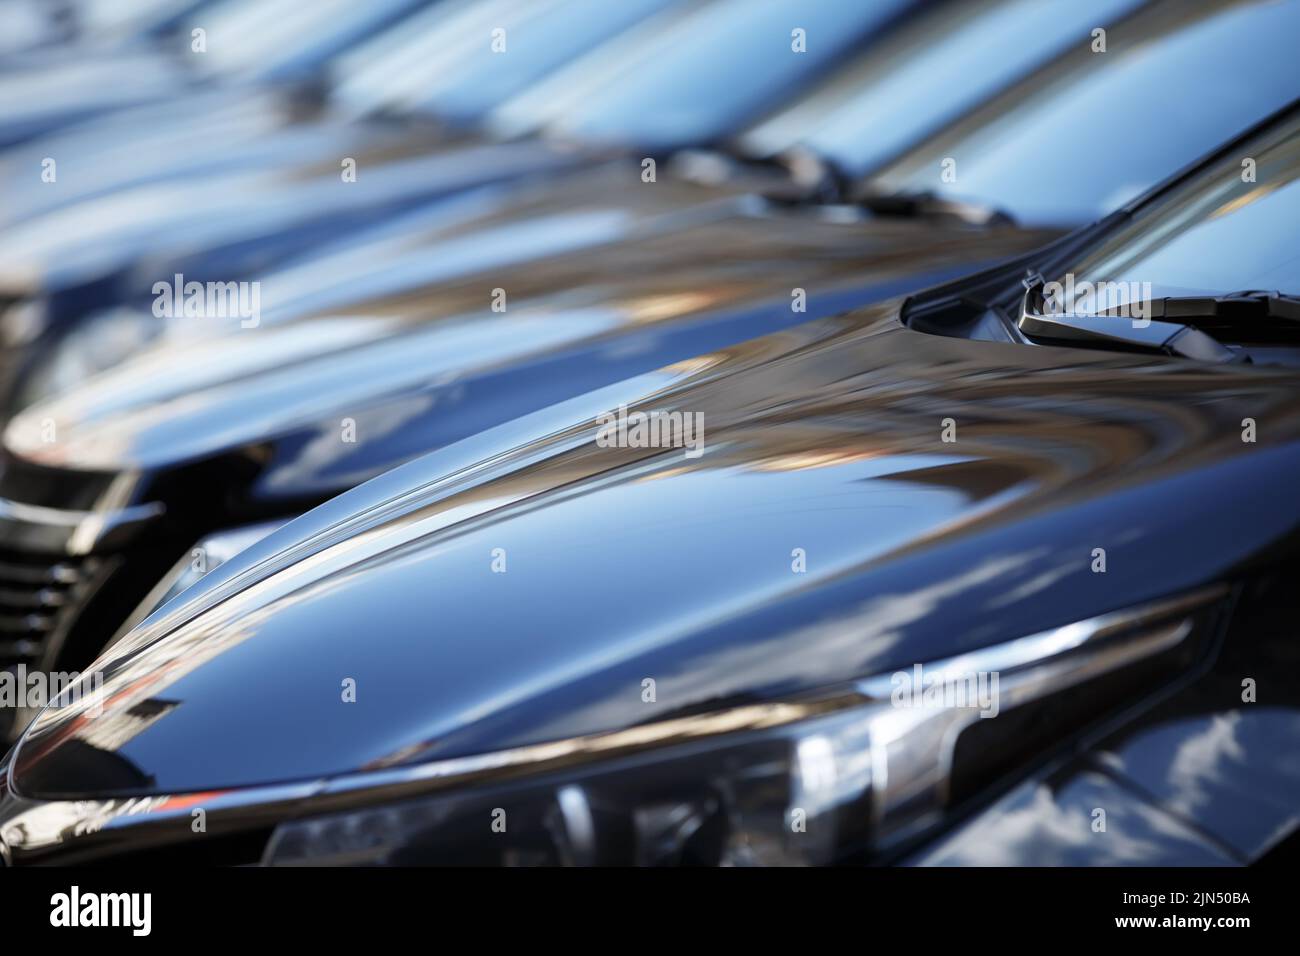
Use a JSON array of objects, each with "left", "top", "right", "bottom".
[
  {"left": 0, "top": 495, "right": 163, "bottom": 555},
  {"left": 0, "top": 498, "right": 97, "bottom": 527},
  {"left": 0, "top": 586, "right": 1225, "bottom": 864},
  {"left": 856, "top": 588, "right": 1216, "bottom": 846},
  {"left": 856, "top": 587, "right": 1215, "bottom": 700}
]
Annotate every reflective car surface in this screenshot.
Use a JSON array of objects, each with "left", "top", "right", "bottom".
[
  {"left": 4, "top": 1, "right": 1296, "bottom": 726},
  {"left": 3, "top": 95, "right": 1299, "bottom": 867},
  {"left": 1, "top": 0, "right": 1298, "bottom": 875},
  {"left": 0, "top": 0, "right": 911, "bottom": 316}
]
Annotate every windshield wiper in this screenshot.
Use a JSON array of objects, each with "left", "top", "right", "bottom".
[
  {"left": 668, "top": 142, "right": 845, "bottom": 203},
  {"left": 1016, "top": 274, "right": 1245, "bottom": 363},
  {"left": 854, "top": 187, "right": 1018, "bottom": 227},
  {"left": 673, "top": 141, "right": 1019, "bottom": 226},
  {"left": 1096, "top": 289, "right": 1300, "bottom": 320},
  {"left": 1094, "top": 290, "right": 1300, "bottom": 343}
]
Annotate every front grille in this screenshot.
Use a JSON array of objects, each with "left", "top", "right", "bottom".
[
  {"left": 0, "top": 537, "right": 184, "bottom": 744},
  {"left": 0, "top": 549, "right": 95, "bottom": 664}
]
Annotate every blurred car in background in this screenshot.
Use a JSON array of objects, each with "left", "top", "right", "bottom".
[
  {"left": 0, "top": 0, "right": 214, "bottom": 58},
  {"left": 0, "top": 0, "right": 914, "bottom": 356},
  {"left": 0, "top": 0, "right": 427, "bottom": 148}
]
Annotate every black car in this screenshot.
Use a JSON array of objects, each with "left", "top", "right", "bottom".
[
  {"left": 3, "top": 2, "right": 1296, "bottom": 740},
  {"left": 2, "top": 89, "right": 1299, "bottom": 866}
]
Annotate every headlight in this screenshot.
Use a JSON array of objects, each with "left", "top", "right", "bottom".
[
  {"left": 261, "top": 588, "right": 1222, "bottom": 866},
  {"left": 11, "top": 306, "right": 158, "bottom": 412},
  {"left": 107, "top": 520, "right": 288, "bottom": 647},
  {"left": 0, "top": 587, "right": 1225, "bottom": 865},
  {"left": 266, "top": 697, "right": 874, "bottom": 867},
  {"left": 0, "top": 296, "right": 48, "bottom": 348}
]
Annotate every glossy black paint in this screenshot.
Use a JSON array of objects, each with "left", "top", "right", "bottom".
[
  {"left": 4, "top": 1, "right": 1300, "bottom": 866},
  {"left": 0, "top": 211, "right": 1053, "bottom": 693},
  {"left": 11, "top": 286, "right": 1300, "bottom": 800},
  {"left": 5, "top": 208, "right": 1057, "bottom": 498}
]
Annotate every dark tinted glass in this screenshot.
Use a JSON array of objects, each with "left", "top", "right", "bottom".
[
  {"left": 555, "top": 0, "right": 914, "bottom": 150},
  {"left": 802, "top": 0, "right": 1143, "bottom": 176},
  {"left": 417, "top": 0, "right": 676, "bottom": 121},
  {"left": 1063, "top": 112, "right": 1300, "bottom": 305},
  {"left": 871, "top": 0, "right": 1300, "bottom": 227}
]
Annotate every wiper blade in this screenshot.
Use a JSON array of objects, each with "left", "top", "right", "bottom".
[
  {"left": 669, "top": 143, "right": 845, "bottom": 203},
  {"left": 1016, "top": 274, "right": 1242, "bottom": 363},
  {"left": 678, "top": 142, "right": 1020, "bottom": 226},
  {"left": 854, "top": 187, "right": 1018, "bottom": 228},
  {"left": 1096, "top": 289, "right": 1300, "bottom": 327}
]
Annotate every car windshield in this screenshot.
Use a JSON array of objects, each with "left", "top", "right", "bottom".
[
  {"left": 75, "top": 0, "right": 205, "bottom": 39},
  {"left": 865, "top": 0, "right": 1300, "bottom": 227},
  {"left": 745, "top": 0, "right": 1143, "bottom": 175},
  {"left": 194, "top": 0, "right": 420, "bottom": 81},
  {"left": 414, "top": 0, "right": 677, "bottom": 122},
  {"left": 332, "top": 0, "right": 677, "bottom": 120},
  {"left": 1053, "top": 110, "right": 1300, "bottom": 312},
  {"left": 541, "top": 0, "right": 915, "bottom": 151}
]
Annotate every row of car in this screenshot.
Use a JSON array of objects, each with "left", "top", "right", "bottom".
[{"left": 0, "top": 0, "right": 1298, "bottom": 865}]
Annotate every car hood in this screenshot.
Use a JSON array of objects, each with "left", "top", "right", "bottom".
[
  {"left": 11, "top": 300, "right": 1300, "bottom": 799},
  {"left": 0, "top": 131, "right": 588, "bottom": 300},
  {"left": 0, "top": 86, "right": 415, "bottom": 228},
  {"left": 4, "top": 203, "right": 1055, "bottom": 505},
  {"left": 0, "top": 48, "right": 192, "bottom": 147}
]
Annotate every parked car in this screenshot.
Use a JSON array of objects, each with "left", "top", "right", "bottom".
[
  {"left": 4, "top": 95, "right": 1299, "bottom": 865},
  {"left": 0, "top": 0, "right": 428, "bottom": 148},
  {"left": 3, "top": 0, "right": 1299, "bottom": 745},
  {"left": 3, "top": 0, "right": 1132, "bottom": 411},
  {"left": 0, "top": 0, "right": 911, "bottom": 349},
  {"left": 0, "top": 0, "right": 691, "bottom": 228}
]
